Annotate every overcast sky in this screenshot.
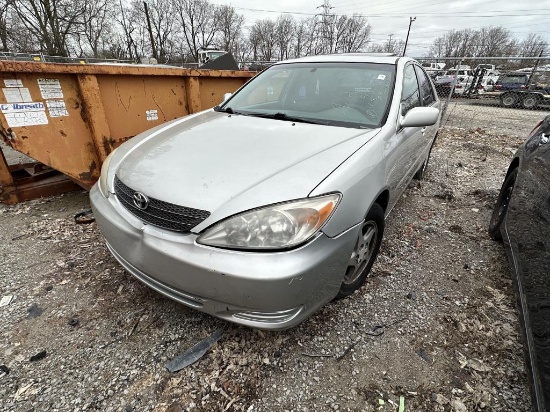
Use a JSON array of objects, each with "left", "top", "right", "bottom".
[{"left": 209, "top": 0, "right": 550, "bottom": 56}]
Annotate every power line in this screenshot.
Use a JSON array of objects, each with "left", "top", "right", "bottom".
[{"left": 217, "top": 4, "right": 550, "bottom": 18}]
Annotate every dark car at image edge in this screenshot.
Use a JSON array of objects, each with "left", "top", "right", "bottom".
[{"left": 489, "top": 115, "right": 550, "bottom": 411}]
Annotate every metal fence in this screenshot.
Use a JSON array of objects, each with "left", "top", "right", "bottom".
[
  {"left": 418, "top": 56, "right": 550, "bottom": 138},
  {"left": 0, "top": 51, "right": 135, "bottom": 65}
]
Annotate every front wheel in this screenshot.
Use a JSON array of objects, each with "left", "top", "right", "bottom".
[
  {"left": 336, "top": 203, "right": 385, "bottom": 299},
  {"left": 488, "top": 168, "right": 518, "bottom": 241}
]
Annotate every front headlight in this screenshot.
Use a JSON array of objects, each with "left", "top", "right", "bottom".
[
  {"left": 197, "top": 194, "right": 341, "bottom": 250},
  {"left": 98, "top": 149, "right": 117, "bottom": 197}
]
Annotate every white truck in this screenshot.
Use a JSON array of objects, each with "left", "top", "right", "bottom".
[
  {"left": 434, "top": 66, "right": 474, "bottom": 95},
  {"left": 198, "top": 49, "right": 227, "bottom": 65}
]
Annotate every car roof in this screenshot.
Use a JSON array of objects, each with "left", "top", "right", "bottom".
[{"left": 273, "top": 53, "right": 407, "bottom": 65}]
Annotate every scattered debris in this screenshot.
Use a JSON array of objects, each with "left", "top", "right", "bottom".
[
  {"left": 451, "top": 398, "right": 467, "bottom": 412},
  {"left": 0, "top": 295, "right": 13, "bottom": 308},
  {"left": 29, "top": 350, "right": 47, "bottom": 362},
  {"left": 14, "top": 383, "right": 33, "bottom": 400},
  {"left": 458, "top": 352, "right": 492, "bottom": 372},
  {"left": 302, "top": 352, "right": 333, "bottom": 358},
  {"left": 0, "top": 124, "right": 534, "bottom": 410},
  {"left": 432, "top": 393, "right": 450, "bottom": 405},
  {"left": 336, "top": 338, "right": 361, "bottom": 361},
  {"left": 26, "top": 303, "right": 43, "bottom": 319},
  {"left": 416, "top": 348, "right": 433, "bottom": 364},
  {"left": 165, "top": 327, "right": 225, "bottom": 372},
  {"left": 74, "top": 209, "right": 95, "bottom": 224}
]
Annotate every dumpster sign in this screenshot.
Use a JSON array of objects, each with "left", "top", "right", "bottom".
[
  {"left": 0, "top": 102, "right": 48, "bottom": 127},
  {"left": 46, "top": 100, "right": 69, "bottom": 117},
  {"left": 37, "top": 78, "right": 64, "bottom": 99}
]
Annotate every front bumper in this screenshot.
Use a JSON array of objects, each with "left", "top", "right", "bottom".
[{"left": 90, "top": 185, "right": 360, "bottom": 329}]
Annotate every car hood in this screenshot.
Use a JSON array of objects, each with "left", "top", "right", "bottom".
[{"left": 115, "top": 111, "right": 379, "bottom": 231}]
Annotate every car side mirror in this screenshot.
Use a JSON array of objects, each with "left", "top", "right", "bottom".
[
  {"left": 223, "top": 92, "right": 232, "bottom": 102},
  {"left": 400, "top": 107, "right": 440, "bottom": 128}
]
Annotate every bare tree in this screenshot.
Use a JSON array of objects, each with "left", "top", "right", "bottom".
[
  {"left": 335, "top": 14, "right": 371, "bottom": 53},
  {"left": 73, "top": 0, "right": 113, "bottom": 58},
  {"left": 519, "top": 33, "right": 547, "bottom": 57},
  {"left": 214, "top": 4, "right": 243, "bottom": 54},
  {"left": 301, "top": 16, "right": 323, "bottom": 56},
  {"left": 427, "top": 26, "right": 523, "bottom": 59},
  {"left": 293, "top": 18, "right": 308, "bottom": 58},
  {"left": 368, "top": 38, "right": 404, "bottom": 55},
  {"left": 231, "top": 32, "right": 251, "bottom": 63},
  {"left": 274, "top": 15, "right": 294, "bottom": 60},
  {"left": 474, "top": 26, "right": 515, "bottom": 57},
  {"left": 11, "top": 0, "right": 88, "bottom": 56},
  {"left": 173, "top": 0, "right": 217, "bottom": 61},
  {"left": 0, "top": 0, "right": 11, "bottom": 51},
  {"left": 518, "top": 33, "right": 547, "bottom": 66},
  {"left": 136, "top": 0, "right": 177, "bottom": 63},
  {"left": 428, "top": 37, "right": 445, "bottom": 59},
  {"left": 426, "top": 29, "right": 477, "bottom": 58},
  {"left": 106, "top": 33, "right": 131, "bottom": 60},
  {"left": 249, "top": 19, "right": 276, "bottom": 62}
]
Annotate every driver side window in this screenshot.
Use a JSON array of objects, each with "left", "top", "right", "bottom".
[{"left": 401, "top": 65, "right": 420, "bottom": 116}]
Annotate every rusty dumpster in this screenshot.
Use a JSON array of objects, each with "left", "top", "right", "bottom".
[{"left": 0, "top": 61, "right": 255, "bottom": 204}]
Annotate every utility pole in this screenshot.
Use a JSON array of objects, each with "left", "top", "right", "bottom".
[{"left": 403, "top": 17, "right": 416, "bottom": 56}]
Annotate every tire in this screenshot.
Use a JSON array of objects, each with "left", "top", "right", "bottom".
[
  {"left": 414, "top": 134, "right": 438, "bottom": 180},
  {"left": 500, "top": 92, "right": 519, "bottom": 108},
  {"left": 336, "top": 203, "right": 385, "bottom": 299},
  {"left": 489, "top": 168, "right": 518, "bottom": 241},
  {"left": 521, "top": 94, "right": 540, "bottom": 109}
]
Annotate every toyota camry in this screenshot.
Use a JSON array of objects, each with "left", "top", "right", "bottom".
[{"left": 91, "top": 54, "right": 441, "bottom": 329}]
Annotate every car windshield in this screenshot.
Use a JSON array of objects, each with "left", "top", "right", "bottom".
[
  {"left": 208, "top": 52, "right": 225, "bottom": 59},
  {"left": 219, "top": 62, "right": 396, "bottom": 128}
]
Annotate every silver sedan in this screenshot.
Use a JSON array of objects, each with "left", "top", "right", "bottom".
[{"left": 91, "top": 54, "right": 441, "bottom": 329}]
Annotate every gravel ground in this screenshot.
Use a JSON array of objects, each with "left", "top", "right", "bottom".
[{"left": 0, "top": 117, "right": 534, "bottom": 411}]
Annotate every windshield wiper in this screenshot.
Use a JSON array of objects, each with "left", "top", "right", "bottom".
[{"left": 247, "top": 112, "right": 331, "bottom": 125}]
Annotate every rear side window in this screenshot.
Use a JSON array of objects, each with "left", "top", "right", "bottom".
[
  {"left": 498, "top": 75, "right": 528, "bottom": 85},
  {"left": 414, "top": 66, "right": 435, "bottom": 106}
]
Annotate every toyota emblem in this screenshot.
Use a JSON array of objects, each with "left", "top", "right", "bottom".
[{"left": 132, "top": 192, "right": 149, "bottom": 210}]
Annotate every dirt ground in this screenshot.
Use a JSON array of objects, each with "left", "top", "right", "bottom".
[{"left": 0, "top": 121, "right": 533, "bottom": 411}]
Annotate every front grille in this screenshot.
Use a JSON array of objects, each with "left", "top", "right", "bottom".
[{"left": 114, "top": 176, "right": 210, "bottom": 232}]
